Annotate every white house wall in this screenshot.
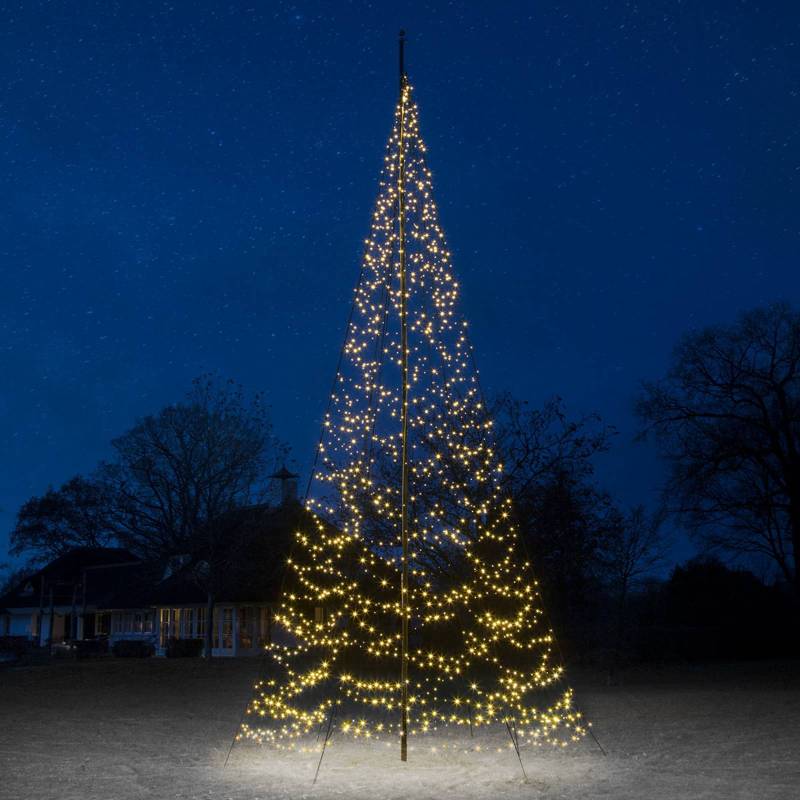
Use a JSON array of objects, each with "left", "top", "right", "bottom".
[
  {"left": 7, "top": 611, "right": 37, "bottom": 638},
  {"left": 2, "top": 603, "right": 275, "bottom": 657}
]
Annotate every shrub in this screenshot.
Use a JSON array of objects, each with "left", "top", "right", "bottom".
[
  {"left": 166, "top": 637, "right": 204, "bottom": 658},
  {"left": 112, "top": 639, "right": 155, "bottom": 658},
  {"left": 0, "top": 636, "right": 30, "bottom": 659},
  {"left": 75, "top": 638, "right": 109, "bottom": 659}
]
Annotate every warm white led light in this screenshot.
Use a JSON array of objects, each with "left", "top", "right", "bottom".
[{"left": 239, "top": 82, "right": 586, "bottom": 752}]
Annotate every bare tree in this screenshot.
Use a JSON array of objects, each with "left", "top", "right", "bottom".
[
  {"left": 637, "top": 303, "right": 800, "bottom": 595},
  {"left": 10, "top": 475, "right": 115, "bottom": 566},
  {"left": 101, "top": 375, "right": 286, "bottom": 656},
  {"left": 600, "top": 504, "right": 668, "bottom": 666},
  {"left": 491, "top": 394, "right": 618, "bottom": 647},
  {"left": 603, "top": 505, "right": 667, "bottom": 600},
  {"left": 491, "top": 393, "right": 615, "bottom": 499}
]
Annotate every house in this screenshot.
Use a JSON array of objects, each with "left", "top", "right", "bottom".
[
  {"left": 149, "top": 570, "right": 274, "bottom": 657},
  {"left": 0, "top": 547, "right": 155, "bottom": 648},
  {"left": 0, "top": 494, "right": 304, "bottom": 658},
  {"left": 148, "top": 499, "right": 299, "bottom": 656}
]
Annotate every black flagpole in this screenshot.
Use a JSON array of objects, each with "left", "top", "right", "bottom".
[{"left": 397, "top": 27, "right": 411, "bottom": 765}]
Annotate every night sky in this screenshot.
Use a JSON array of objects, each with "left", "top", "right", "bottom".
[{"left": 2, "top": 1, "right": 799, "bottom": 566}]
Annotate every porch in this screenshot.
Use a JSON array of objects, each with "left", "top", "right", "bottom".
[{"left": 155, "top": 604, "right": 272, "bottom": 657}]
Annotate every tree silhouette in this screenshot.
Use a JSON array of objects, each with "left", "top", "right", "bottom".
[
  {"left": 11, "top": 475, "right": 114, "bottom": 565},
  {"left": 638, "top": 303, "right": 800, "bottom": 596},
  {"left": 102, "top": 375, "right": 286, "bottom": 656}
]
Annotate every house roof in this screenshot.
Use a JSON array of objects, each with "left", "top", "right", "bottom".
[
  {"left": 89, "top": 563, "right": 158, "bottom": 609},
  {"left": 0, "top": 502, "right": 315, "bottom": 612},
  {"left": 150, "top": 501, "right": 309, "bottom": 606},
  {"left": 0, "top": 548, "right": 150, "bottom": 611}
]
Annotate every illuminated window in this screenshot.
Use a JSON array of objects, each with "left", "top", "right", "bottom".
[
  {"left": 222, "top": 608, "right": 233, "bottom": 649},
  {"left": 238, "top": 607, "right": 253, "bottom": 649},
  {"left": 95, "top": 612, "right": 110, "bottom": 636},
  {"left": 159, "top": 609, "right": 169, "bottom": 647}
]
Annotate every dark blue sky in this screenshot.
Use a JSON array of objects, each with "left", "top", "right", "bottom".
[{"left": 2, "top": 1, "right": 798, "bottom": 566}]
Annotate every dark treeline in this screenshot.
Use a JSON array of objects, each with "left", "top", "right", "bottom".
[
  {"left": 531, "top": 551, "right": 799, "bottom": 668},
  {"left": 494, "top": 302, "right": 800, "bottom": 666},
  {"left": 492, "top": 390, "right": 799, "bottom": 668},
  {"left": 3, "top": 302, "right": 799, "bottom": 666}
]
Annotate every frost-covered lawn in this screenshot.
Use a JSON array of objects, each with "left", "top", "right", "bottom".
[{"left": 1, "top": 658, "right": 799, "bottom": 800}]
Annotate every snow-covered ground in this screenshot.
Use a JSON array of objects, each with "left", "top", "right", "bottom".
[{"left": 1, "top": 658, "right": 798, "bottom": 799}]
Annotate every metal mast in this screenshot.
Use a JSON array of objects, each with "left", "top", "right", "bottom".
[{"left": 397, "top": 28, "right": 410, "bottom": 764}]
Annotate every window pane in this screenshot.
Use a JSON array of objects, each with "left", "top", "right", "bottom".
[
  {"left": 238, "top": 607, "right": 252, "bottom": 649},
  {"left": 96, "top": 613, "right": 110, "bottom": 636},
  {"left": 160, "top": 609, "right": 169, "bottom": 648},
  {"left": 222, "top": 608, "right": 233, "bottom": 649}
]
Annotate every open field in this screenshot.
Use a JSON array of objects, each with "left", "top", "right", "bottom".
[{"left": 1, "top": 658, "right": 799, "bottom": 799}]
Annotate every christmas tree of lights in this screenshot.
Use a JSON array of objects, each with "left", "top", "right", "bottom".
[{"left": 239, "top": 37, "right": 588, "bottom": 764}]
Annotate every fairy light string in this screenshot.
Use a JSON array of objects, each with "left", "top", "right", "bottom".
[{"left": 239, "top": 79, "right": 588, "bottom": 753}]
